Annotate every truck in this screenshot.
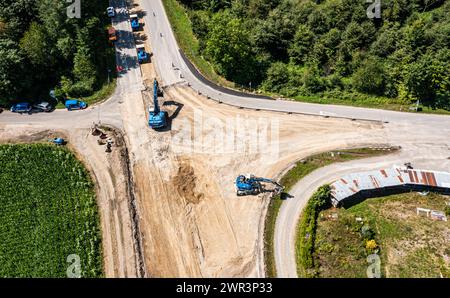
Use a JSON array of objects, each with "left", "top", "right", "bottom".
[
  {"left": 130, "top": 14, "right": 140, "bottom": 31},
  {"left": 136, "top": 44, "right": 148, "bottom": 64}
]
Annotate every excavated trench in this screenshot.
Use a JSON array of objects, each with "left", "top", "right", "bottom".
[{"left": 109, "top": 127, "right": 148, "bottom": 278}]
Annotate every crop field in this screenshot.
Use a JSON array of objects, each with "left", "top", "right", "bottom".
[{"left": 0, "top": 144, "right": 102, "bottom": 277}]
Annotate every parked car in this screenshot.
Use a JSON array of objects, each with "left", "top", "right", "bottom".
[
  {"left": 65, "top": 99, "right": 87, "bottom": 111},
  {"left": 10, "top": 102, "right": 32, "bottom": 113},
  {"left": 33, "top": 102, "right": 53, "bottom": 112},
  {"left": 107, "top": 7, "right": 115, "bottom": 17}
]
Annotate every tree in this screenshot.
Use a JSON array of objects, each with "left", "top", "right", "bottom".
[
  {"left": 370, "top": 23, "right": 401, "bottom": 57},
  {"left": 302, "top": 64, "right": 326, "bottom": 94},
  {"left": 352, "top": 58, "right": 386, "bottom": 95},
  {"left": 205, "top": 10, "right": 256, "bottom": 84},
  {"left": 404, "top": 49, "right": 450, "bottom": 107},
  {"left": 261, "top": 62, "right": 289, "bottom": 93},
  {"left": 72, "top": 47, "right": 97, "bottom": 96},
  {"left": 19, "top": 22, "right": 49, "bottom": 66},
  {"left": 0, "top": 38, "right": 28, "bottom": 103},
  {"left": 252, "top": 5, "right": 298, "bottom": 61},
  {"left": 288, "top": 25, "right": 315, "bottom": 64}
]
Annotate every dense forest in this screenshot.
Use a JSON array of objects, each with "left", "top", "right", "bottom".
[
  {"left": 178, "top": 0, "right": 450, "bottom": 109},
  {"left": 0, "top": 0, "right": 113, "bottom": 106}
]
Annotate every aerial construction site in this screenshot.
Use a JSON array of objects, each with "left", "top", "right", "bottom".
[{"left": 0, "top": 0, "right": 449, "bottom": 281}]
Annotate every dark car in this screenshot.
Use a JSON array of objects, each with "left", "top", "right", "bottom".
[
  {"left": 33, "top": 102, "right": 53, "bottom": 112},
  {"left": 10, "top": 102, "right": 32, "bottom": 113}
]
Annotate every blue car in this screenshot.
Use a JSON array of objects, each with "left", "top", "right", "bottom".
[
  {"left": 10, "top": 102, "right": 32, "bottom": 113},
  {"left": 65, "top": 99, "right": 87, "bottom": 111}
]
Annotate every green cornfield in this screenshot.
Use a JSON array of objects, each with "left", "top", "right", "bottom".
[{"left": 0, "top": 144, "right": 103, "bottom": 277}]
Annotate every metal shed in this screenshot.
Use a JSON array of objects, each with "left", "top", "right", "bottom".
[{"left": 330, "top": 167, "right": 450, "bottom": 207}]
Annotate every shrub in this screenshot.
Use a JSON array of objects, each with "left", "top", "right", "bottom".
[
  {"left": 365, "top": 239, "right": 378, "bottom": 253},
  {"left": 297, "top": 185, "right": 331, "bottom": 276}
]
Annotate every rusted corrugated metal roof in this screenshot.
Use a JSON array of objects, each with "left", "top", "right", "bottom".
[{"left": 330, "top": 167, "right": 450, "bottom": 206}]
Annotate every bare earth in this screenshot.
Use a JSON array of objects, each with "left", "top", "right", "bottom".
[{"left": 122, "top": 82, "right": 386, "bottom": 277}]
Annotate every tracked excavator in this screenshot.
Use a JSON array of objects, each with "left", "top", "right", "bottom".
[{"left": 235, "top": 174, "right": 284, "bottom": 196}]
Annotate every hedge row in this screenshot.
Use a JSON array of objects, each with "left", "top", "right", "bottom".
[{"left": 296, "top": 184, "right": 331, "bottom": 277}]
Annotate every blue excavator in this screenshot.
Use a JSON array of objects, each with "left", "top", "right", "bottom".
[
  {"left": 148, "top": 79, "right": 168, "bottom": 129},
  {"left": 235, "top": 174, "right": 284, "bottom": 196}
]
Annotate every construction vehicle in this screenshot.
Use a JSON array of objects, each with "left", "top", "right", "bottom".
[
  {"left": 235, "top": 174, "right": 284, "bottom": 196},
  {"left": 136, "top": 44, "right": 148, "bottom": 64},
  {"left": 130, "top": 14, "right": 140, "bottom": 31},
  {"left": 148, "top": 79, "right": 168, "bottom": 129},
  {"left": 108, "top": 26, "right": 117, "bottom": 42}
]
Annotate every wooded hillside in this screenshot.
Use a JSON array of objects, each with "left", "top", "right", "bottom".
[
  {"left": 0, "top": 0, "right": 113, "bottom": 106},
  {"left": 178, "top": 0, "right": 450, "bottom": 109}
]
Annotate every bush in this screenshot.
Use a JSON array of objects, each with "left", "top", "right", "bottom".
[
  {"left": 296, "top": 185, "right": 331, "bottom": 276},
  {"left": 365, "top": 239, "right": 378, "bottom": 254}
]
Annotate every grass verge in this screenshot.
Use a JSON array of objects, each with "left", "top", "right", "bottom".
[
  {"left": 162, "top": 0, "right": 236, "bottom": 89},
  {"left": 291, "top": 92, "right": 450, "bottom": 115},
  {"left": 264, "top": 147, "right": 395, "bottom": 277},
  {"left": 0, "top": 144, "right": 103, "bottom": 277},
  {"left": 296, "top": 185, "right": 330, "bottom": 277}
]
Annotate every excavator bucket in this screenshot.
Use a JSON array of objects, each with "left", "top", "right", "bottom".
[{"left": 272, "top": 183, "right": 284, "bottom": 196}]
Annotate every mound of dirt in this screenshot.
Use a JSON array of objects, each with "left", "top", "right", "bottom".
[
  {"left": 5, "top": 129, "right": 64, "bottom": 143},
  {"left": 173, "top": 162, "right": 204, "bottom": 204}
]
